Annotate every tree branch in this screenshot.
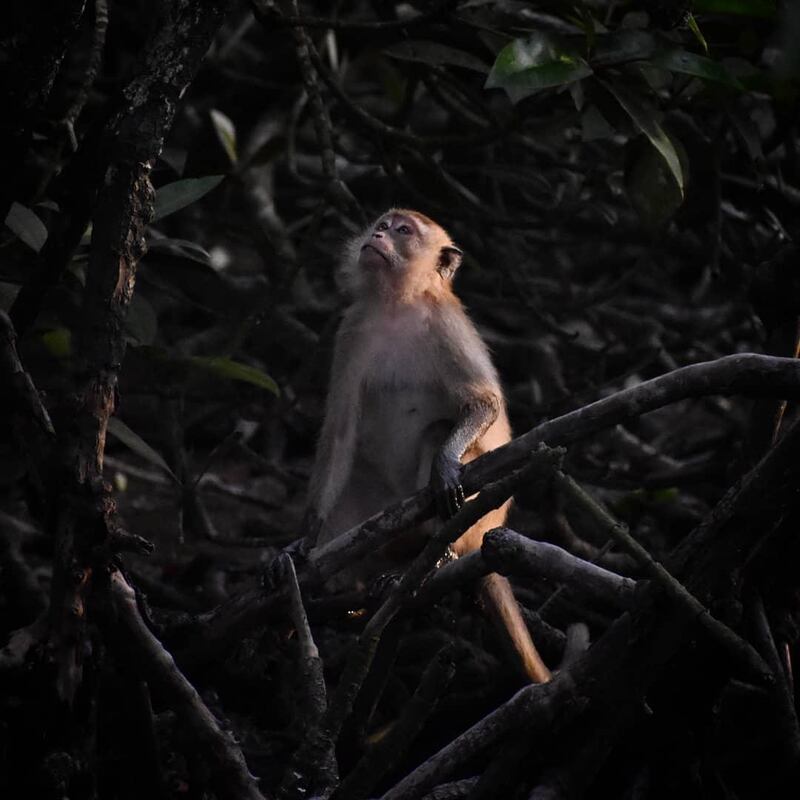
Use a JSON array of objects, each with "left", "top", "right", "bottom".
[
  {"left": 107, "top": 571, "right": 265, "bottom": 800},
  {"left": 310, "top": 354, "right": 800, "bottom": 582}
]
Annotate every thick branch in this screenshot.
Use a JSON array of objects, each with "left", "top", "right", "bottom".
[
  {"left": 482, "top": 527, "right": 637, "bottom": 611},
  {"left": 310, "top": 354, "right": 800, "bottom": 581}
]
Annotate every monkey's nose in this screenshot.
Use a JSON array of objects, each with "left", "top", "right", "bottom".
[{"left": 373, "top": 232, "right": 383, "bottom": 239}]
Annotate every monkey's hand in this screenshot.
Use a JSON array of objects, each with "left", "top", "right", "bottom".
[{"left": 430, "top": 451, "right": 465, "bottom": 519}]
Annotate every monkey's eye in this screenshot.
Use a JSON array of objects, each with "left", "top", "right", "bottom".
[
  {"left": 397, "top": 224, "right": 412, "bottom": 235},
  {"left": 376, "top": 221, "right": 389, "bottom": 231}
]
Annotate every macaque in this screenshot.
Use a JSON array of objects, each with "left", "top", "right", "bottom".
[{"left": 306, "top": 209, "right": 550, "bottom": 684}]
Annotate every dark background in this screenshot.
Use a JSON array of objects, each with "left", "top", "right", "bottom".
[{"left": 1, "top": 1, "right": 800, "bottom": 798}]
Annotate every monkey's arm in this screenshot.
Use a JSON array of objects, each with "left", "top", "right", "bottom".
[
  {"left": 305, "top": 325, "right": 362, "bottom": 537},
  {"left": 430, "top": 390, "right": 500, "bottom": 518}
]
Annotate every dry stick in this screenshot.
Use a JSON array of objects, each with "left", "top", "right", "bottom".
[
  {"left": 301, "top": 33, "right": 506, "bottom": 150},
  {"left": 413, "top": 528, "right": 634, "bottom": 613},
  {"left": 278, "top": 553, "right": 337, "bottom": 799},
  {"left": 482, "top": 527, "right": 637, "bottom": 611},
  {"left": 748, "top": 593, "right": 800, "bottom": 764},
  {"left": 410, "top": 549, "right": 489, "bottom": 609},
  {"left": 275, "top": 13, "right": 362, "bottom": 224},
  {"left": 332, "top": 647, "right": 457, "bottom": 800},
  {"left": 380, "top": 676, "right": 581, "bottom": 800},
  {"left": 60, "top": 0, "right": 108, "bottom": 150},
  {"left": 108, "top": 571, "right": 265, "bottom": 800},
  {"left": 295, "top": 447, "right": 562, "bottom": 789},
  {"left": 310, "top": 354, "right": 800, "bottom": 583},
  {"left": 771, "top": 318, "right": 800, "bottom": 443},
  {"left": 174, "top": 581, "right": 289, "bottom": 668},
  {"left": 554, "top": 471, "right": 771, "bottom": 684},
  {"left": 0, "top": 311, "right": 56, "bottom": 437},
  {"left": 251, "top": 0, "right": 454, "bottom": 31}
]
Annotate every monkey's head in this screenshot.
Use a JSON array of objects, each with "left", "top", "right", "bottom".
[{"left": 343, "top": 209, "right": 463, "bottom": 299}]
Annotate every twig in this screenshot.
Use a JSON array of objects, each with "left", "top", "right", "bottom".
[
  {"left": 107, "top": 571, "right": 265, "bottom": 800},
  {"left": 333, "top": 647, "right": 457, "bottom": 800},
  {"left": 379, "top": 677, "right": 580, "bottom": 800},
  {"left": 60, "top": 0, "right": 109, "bottom": 151},
  {"left": 748, "top": 592, "right": 800, "bottom": 765},
  {"left": 554, "top": 471, "right": 771, "bottom": 684},
  {"left": 171, "top": 581, "right": 289, "bottom": 669},
  {"left": 278, "top": 553, "right": 337, "bottom": 799},
  {"left": 0, "top": 311, "right": 55, "bottom": 437},
  {"left": 250, "top": 0, "right": 455, "bottom": 32},
  {"left": 410, "top": 549, "right": 488, "bottom": 608}
]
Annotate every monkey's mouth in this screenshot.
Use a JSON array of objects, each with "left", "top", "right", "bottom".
[{"left": 361, "top": 244, "right": 390, "bottom": 265}]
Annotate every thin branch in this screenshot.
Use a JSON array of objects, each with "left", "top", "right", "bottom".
[
  {"left": 60, "top": 0, "right": 109, "bottom": 150},
  {"left": 333, "top": 647, "right": 457, "bottom": 800},
  {"left": 108, "top": 571, "right": 265, "bottom": 800},
  {"left": 278, "top": 553, "right": 337, "bottom": 799},
  {"left": 554, "top": 471, "right": 771, "bottom": 684},
  {"left": 250, "top": 0, "right": 455, "bottom": 32}
]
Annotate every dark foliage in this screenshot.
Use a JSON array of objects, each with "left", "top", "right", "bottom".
[{"left": 1, "top": 1, "right": 800, "bottom": 798}]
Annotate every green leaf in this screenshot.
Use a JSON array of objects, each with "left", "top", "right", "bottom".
[
  {"left": 652, "top": 49, "right": 744, "bottom": 89},
  {"left": 384, "top": 40, "right": 489, "bottom": 73},
  {"left": 40, "top": 328, "right": 72, "bottom": 358},
  {"left": 106, "top": 417, "right": 179, "bottom": 482},
  {"left": 692, "top": 0, "right": 776, "bottom": 18},
  {"left": 5, "top": 202, "right": 48, "bottom": 252},
  {"left": 601, "top": 80, "right": 684, "bottom": 195},
  {"left": 625, "top": 136, "right": 686, "bottom": 230},
  {"left": 210, "top": 109, "right": 238, "bottom": 164},
  {"left": 686, "top": 14, "right": 709, "bottom": 55},
  {"left": 486, "top": 33, "right": 593, "bottom": 103},
  {"left": 187, "top": 356, "right": 279, "bottom": 395},
  {"left": 153, "top": 175, "right": 225, "bottom": 222}
]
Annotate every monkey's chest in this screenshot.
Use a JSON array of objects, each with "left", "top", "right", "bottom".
[{"left": 358, "top": 327, "right": 453, "bottom": 467}]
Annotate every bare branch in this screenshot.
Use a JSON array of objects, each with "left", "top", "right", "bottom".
[
  {"left": 108, "top": 571, "right": 265, "bottom": 800},
  {"left": 310, "top": 354, "right": 800, "bottom": 582},
  {"left": 483, "top": 527, "right": 637, "bottom": 611}
]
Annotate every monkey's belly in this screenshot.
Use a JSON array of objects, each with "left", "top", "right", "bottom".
[
  {"left": 322, "top": 386, "right": 452, "bottom": 543},
  {"left": 357, "top": 386, "right": 453, "bottom": 495}
]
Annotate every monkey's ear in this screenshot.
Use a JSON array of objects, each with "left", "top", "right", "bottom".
[{"left": 437, "top": 245, "right": 463, "bottom": 279}]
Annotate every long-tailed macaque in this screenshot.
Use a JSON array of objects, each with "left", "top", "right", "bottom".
[{"left": 306, "top": 209, "right": 550, "bottom": 684}]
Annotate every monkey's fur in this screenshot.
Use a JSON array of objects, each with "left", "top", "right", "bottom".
[{"left": 306, "top": 209, "right": 550, "bottom": 683}]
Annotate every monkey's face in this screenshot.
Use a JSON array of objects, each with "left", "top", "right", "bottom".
[
  {"left": 350, "top": 209, "right": 462, "bottom": 298},
  {"left": 358, "top": 212, "right": 421, "bottom": 273}
]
